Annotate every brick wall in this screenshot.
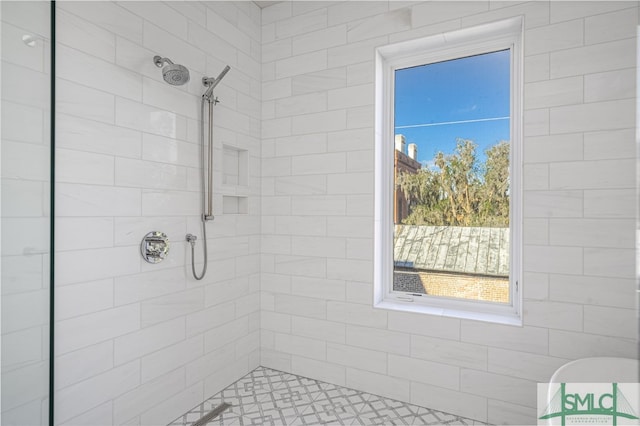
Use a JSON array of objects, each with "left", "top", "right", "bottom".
[{"left": 394, "top": 270, "right": 509, "bottom": 303}]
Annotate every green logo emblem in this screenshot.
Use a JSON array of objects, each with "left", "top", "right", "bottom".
[{"left": 539, "top": 383, "right": 639, "bottom": 425}]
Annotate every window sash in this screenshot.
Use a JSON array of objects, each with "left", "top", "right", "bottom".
[{"left": 374, "top": 17, "right": 523, "bottom": 325}]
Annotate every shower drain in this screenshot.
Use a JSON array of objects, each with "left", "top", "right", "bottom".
[{"left": 192, "top": 402, "right": 232, "bottom": 426}]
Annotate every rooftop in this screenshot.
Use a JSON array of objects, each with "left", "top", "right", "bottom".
[{"left": 394, "top": 225, "right": 509, "bottom": 277}]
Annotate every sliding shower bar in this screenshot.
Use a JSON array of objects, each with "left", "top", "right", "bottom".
[
  {"left": 188, "top": 65, "right": 231, "bottom": 280},
  {"left": 201, "top": 65, "right": 230, "bottom": 222},
  {"left": 204, "top": 95, "right": 215, "bottom": 221}
]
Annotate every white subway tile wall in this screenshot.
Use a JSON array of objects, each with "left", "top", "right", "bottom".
[
  {"left": 53, "top": 1, "right": 261, "bottom": 425},
  {"left": 3, "top": 1, "right": 637, "bottom": 425},
  {"left": 260, "top": 2, "right": 637, "bottom": 425}
]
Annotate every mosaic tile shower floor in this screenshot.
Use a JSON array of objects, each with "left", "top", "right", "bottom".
[{"left": 168, "top": 366, "right": 489, "bottom": 425}]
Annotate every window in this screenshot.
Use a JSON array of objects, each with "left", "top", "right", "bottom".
[{"left": 374, "top": 17, "right": 523, "bottom": 325}]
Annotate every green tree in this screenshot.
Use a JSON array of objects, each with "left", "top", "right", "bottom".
[
  {"left": 396, "top": 167, "right": 444, "bottom": 225},
  {"left": 478, "top": 141, "right": 509, "bottom": 226},
  {"left": 397, "top": 139, "right": 509, "bottom": 227}
]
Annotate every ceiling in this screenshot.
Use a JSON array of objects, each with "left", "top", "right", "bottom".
[{"left": 254, "top": 1, "right": 282, "bottom": 8}]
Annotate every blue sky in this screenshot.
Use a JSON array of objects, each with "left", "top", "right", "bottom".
[{"left": 394, "top": 49, "right": 510, "bottom": 167}]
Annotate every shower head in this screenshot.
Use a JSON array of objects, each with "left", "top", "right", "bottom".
[
  {"left": 202, "top": 65, "right": 231, "bottom": 100},
  {"left": 153, "top": 55, "right": 190, "bottom": 86}
]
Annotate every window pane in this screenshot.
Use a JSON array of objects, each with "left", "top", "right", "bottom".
[{"left": 392, "top": 50, "right": 511, "bottom": 304}]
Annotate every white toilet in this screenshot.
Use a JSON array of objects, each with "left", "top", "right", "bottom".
[
  {"left": 542, "top": 357, "right": 639, "bottom": 425},
  {"left": 549, "top": 357, "right": 639, "bottom": 384}
]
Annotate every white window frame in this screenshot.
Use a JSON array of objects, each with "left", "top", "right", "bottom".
[{"left": 374, "top": 17, "right": 524, "bottom": 325}]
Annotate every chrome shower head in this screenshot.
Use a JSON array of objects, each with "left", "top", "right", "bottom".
[
  {"left": 153, "top": 55, "right": 190, "bottom": 86},
  {"left": 163, "top": 63, "right": 190, "bottom": 85}
]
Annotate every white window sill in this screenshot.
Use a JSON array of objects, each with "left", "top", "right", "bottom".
[{"left": 374, "top": 298, "right": 522, "bottom": 326}]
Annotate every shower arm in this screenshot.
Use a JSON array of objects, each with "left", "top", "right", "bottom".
[{"left": 153, "top": 55, "right": 174, "bottom": 67}]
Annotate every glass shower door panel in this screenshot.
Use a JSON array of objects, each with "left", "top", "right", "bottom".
[{"left": 1, "top": 2, "right": 51, "bottom": 425}]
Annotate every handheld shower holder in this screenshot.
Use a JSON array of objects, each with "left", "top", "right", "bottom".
[{"left": 202, "top": 65, "right": 231, "bottom": 100}]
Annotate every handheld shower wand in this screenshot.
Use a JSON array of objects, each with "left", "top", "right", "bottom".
[{"left": 202, "top": 65, "right": 231, "bottom": 101}]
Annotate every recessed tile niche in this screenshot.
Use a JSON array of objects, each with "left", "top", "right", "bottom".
[
  {"left": 222, "top": 195, "right": 248, "bottom": 214},
  {"left": 222, "top": 145, "right": 248, "bottom": 214}
]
